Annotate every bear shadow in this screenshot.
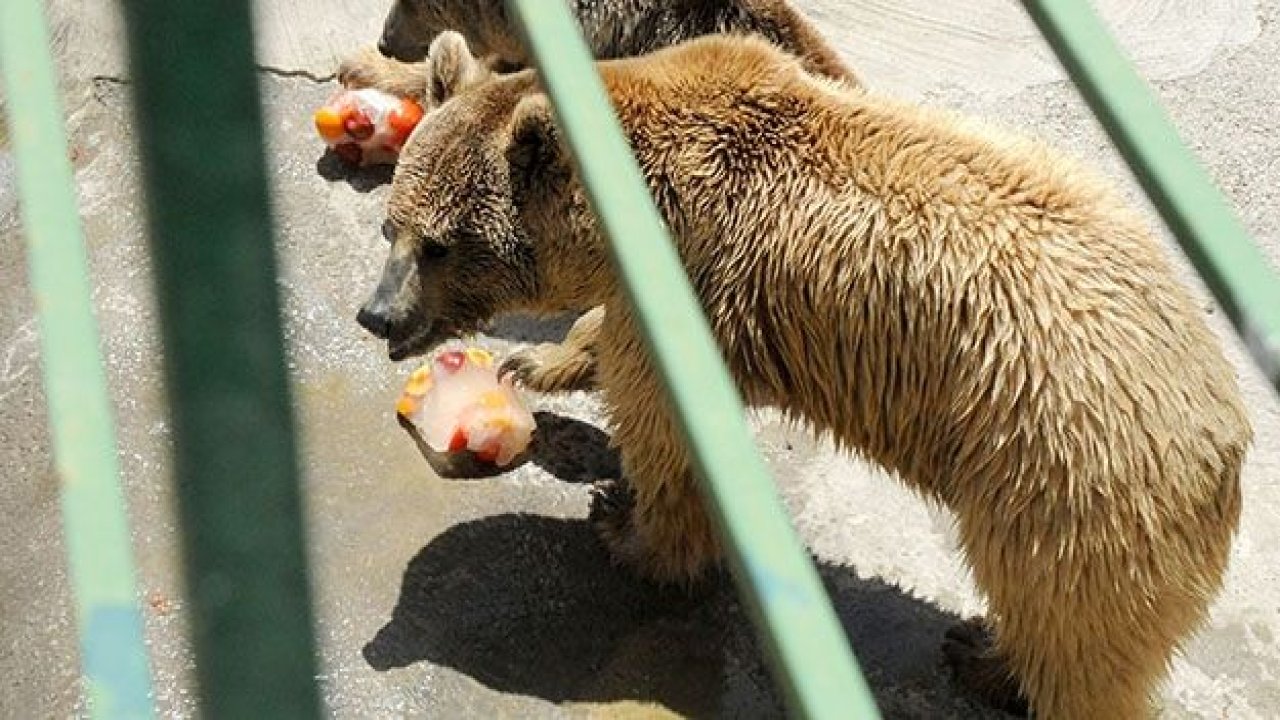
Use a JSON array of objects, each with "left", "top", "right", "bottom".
[
  {"left": 315, "top": 148, "right": 395, "bottom": 192},
  {"left": 367, "top": 413, "right": 1013, "bottom": 718},
  {"left": 363, "top": 514, "right": 1012, "bottom": 719}
]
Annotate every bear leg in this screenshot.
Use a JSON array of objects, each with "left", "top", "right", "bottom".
[{"left": 591, "top": 303, "right": 720, "bottom": 585}]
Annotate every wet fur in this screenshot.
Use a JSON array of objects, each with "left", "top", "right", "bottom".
[{"left": 372, "top": 36, "right": 1251, "bottom": 719}]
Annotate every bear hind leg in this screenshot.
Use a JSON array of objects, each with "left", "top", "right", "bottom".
[{"left": 955, "top": 502, "right": 1233, "bottom": 720}]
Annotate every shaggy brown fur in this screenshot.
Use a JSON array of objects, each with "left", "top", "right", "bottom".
[
  {"left": 338, "top": 0, "right": 856, "bottom": 102},
  {"left": 356, "top": 35, "right": 1251, "bottom": 719}
]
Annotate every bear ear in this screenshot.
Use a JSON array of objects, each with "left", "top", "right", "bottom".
[
  {"left": 426, "top": 30, "right": 492, "bottom": 105},
  {"left": 506, "top": 94, "right": 560, "bottom": 184}
]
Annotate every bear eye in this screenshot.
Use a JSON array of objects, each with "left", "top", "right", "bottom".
[{"left": 421, "top": 239, "right": 449, "bottom": 260}]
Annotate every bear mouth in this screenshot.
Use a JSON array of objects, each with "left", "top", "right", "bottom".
[
  {"left": 387, "top": 318, "right": 484, "bottom": 362},
  {"left": 388, "top": 321, "right": 450, "bottom": 362}
]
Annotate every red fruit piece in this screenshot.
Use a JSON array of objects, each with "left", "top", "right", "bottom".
[
  {"left": 388, "top": 98, "right": 424, "bottom": 139},
  {"left": 474, "top": 441, "right": 500, "bottom": 464},
  {"left": 344, "top": 111, "right": 375, "bottom": 141},
  {"left": 447, "top": 428, "right": 468, "bottom": 453},
  {"left": 333, "top": 142, "right": 363, "bottom": 165},
  {"left": 436, "top": 350, "right": 466, "bottom": 373}
]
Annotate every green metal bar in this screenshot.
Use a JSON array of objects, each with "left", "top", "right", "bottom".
[
  {"left": 115, "top": 1, "right": 322, "bottom": 717},
  {"left": 1021, "top": 0, "right": 1280, "bottom": 391},
  {"left": 506, "top": 2, "right": 880, "bottom": 717},
  {"left": 0, "top": 1, "right": 155, "bottom": 717}
]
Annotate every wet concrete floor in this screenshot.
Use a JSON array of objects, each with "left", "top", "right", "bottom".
[{"left": 2, "top": 1, "right": 1278, "bottom": 717}]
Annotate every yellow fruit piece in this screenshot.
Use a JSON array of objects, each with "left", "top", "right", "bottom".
[
  {"left": 476, "top": 389, "right": 508, "bottom": 409},
  {"left": 314, "top": 107, "right": 346, "bottom": 142},
  {"left": 404, "top": 367, "right": 434, "bottom": 395},
  {"left": 464, "top": 347, "right": 494, "bottom": 368},
  {"left": 396, "top": 395, "right": 420, "bottom": 417}
]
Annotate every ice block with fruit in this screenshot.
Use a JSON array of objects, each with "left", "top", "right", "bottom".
[
  {"left": 396, "top": 346, "right": 535, "bottom": 467},
  {"left": 313, "top": 88, "right": 424, "bottom": 167}
]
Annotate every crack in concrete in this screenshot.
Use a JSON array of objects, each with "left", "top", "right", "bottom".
[
  {"left": 255, "top": 64, "right": 336, "bottom": 84},
  {"left": 89, "top": 63, "right": 336, "bottom": 88}
]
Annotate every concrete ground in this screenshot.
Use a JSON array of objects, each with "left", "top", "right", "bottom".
[{"left": 2, "top": 0, "right": 1278, "bottom": 717}]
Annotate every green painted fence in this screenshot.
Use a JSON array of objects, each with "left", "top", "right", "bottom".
[
  {"left": 2, "top": 0, "right": 1278, "bottom": 718},
  {"left": 0, "top": 0, "right": 153, "bottom": 716},
  {"left": 116, "top": 0, "right": 323, "bottom": 717}
]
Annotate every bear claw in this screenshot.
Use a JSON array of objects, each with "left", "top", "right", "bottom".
[
  {"left": 499, "top": 345, "right": 597, "bottom": 394},
  {"left": 497, "top": 353, "right": 537, "bottom": 388},
  {"left": 588, "top": 479, "right": 634, "bottom": 530}
]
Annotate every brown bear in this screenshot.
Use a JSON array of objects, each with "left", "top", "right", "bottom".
[
  {"left": 354, "top": 34, "right": 1252, "bottom": 720},
  {"left": 337, "top": 0, "right": 857, "bottom": 103}
]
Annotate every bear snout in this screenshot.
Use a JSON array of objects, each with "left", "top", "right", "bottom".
[
  {"left": 376, "top": 2, "right": 429, "bottom": 63},
  {"left": 357, "top": 301, "right": 393, "bottom": 339},
  {"left": 377, "top": 36, "right": 425, "bottom": 63}
]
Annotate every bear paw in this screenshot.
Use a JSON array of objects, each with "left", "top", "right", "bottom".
[
  {"left": 588, "top": 479, "right": 719, "bottom": 587},
  {"left": 499, "top": 343, "right": 597, "bottom": 394},
  {"left": 942, "top": 618, "right": 1030, "bottom": 717},
  {"left": 337, "top": 46, "right": 391, "bottom": 88},
  {"left": 588, "top": 478, "right": 644, "bottom": 566},
  {"left": 336, "top": 46, "right": 428, "bottom": 99}
]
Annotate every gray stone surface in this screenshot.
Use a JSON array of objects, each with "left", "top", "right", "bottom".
[{"left": 1, "top": 0, "right": 1277, "bottom": 717}]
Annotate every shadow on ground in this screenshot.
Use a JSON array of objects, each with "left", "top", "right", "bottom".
[
  {"left": 362, "top": 514, "right": 1012, "bottom": 718},
  {"left": 315, "top": 148, "right": 394, "bottom": 192},
  {"left": 364, "top": 413, "right": 1011, "bottom": 719}
]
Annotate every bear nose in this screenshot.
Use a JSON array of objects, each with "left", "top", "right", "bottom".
[
  {"left": 357, "top": 302, "right": 392, "bottom": 339},
  {"left": 377, "top": 35, "right": 422, "bottom": 62}
]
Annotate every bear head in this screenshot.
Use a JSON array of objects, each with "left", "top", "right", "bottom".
[
  {"left": 356, "top": 34, "right": 609, "bottom": 360},
  {"left": 378, "top": 0, "right": 521, "bottom": 68}
]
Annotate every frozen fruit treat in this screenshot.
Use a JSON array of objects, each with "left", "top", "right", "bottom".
[
  {"left": 314, "top": 88, "right": 424, "bottom": 167},
  {"left": 397, "top": 346, "right": 535, "bottom": 467}
]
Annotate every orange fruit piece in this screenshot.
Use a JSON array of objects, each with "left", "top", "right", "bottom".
[
  {"left": 314, "top": 106, "right": 347, "bottom": 142},
  {"left": 476, "top": 389, "right": 508, "bottom": 409},
  {"left": 404, "top": 367, "right": 434, "bottom": 396}
]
